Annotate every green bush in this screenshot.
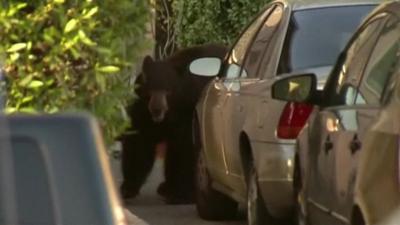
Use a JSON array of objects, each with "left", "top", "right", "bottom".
[
  {"left": 0, "top": 0, "right": 151, "bottom": 143},
  {"left": 172, "top": 0, "right": 271, "bottom": 47}
]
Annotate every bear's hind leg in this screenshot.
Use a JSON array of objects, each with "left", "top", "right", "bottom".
[{"left": 162, "top": 120, "right": 196, "bottom": 204}]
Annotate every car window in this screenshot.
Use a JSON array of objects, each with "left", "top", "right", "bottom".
[
  {"left": 241, "top": 5, "right": 283, "bottom": 78},
  {"left": 324, "top": 15, "right": 387, "bottom": 107},
  {"left": 278, "top": 5, "right": 375, "bottom": 74},
  {"left": 0, "top": 136, "right": 58, "bottom": 225},
  {"left": 223, "top": 5, "right": 274, "bottom": 79},
  {"left": 356, "top": 18, "right": 400, "bottom": 105},
  {"left": 12, "top": 137, "right": 59, "bottom": 225}
]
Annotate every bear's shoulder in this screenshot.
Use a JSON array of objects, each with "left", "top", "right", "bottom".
[{"left": 167, "top": 44, "right": 228, "bottom": 69}]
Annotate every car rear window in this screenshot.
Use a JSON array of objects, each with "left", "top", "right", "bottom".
[
  {"left": 12, "top": 137, "right": 59, "bottom": 225},
  {"left": 279, "top": 5, "right": 375, "bottom": 74},
  {"left": 0, "top": 117, "right": 115, "bottom": 225},
  {"left": 0, "top": 137, "right": 58, "bottom": 225}
]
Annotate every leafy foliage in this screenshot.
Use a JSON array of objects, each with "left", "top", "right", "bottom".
[
  {"left": 0, "top": 0, "right": 151, "bottom": 143},
  {"left": 172, "top": 0, "right": 271, "bottom": 47}
]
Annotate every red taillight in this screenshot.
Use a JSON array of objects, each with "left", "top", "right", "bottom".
[{"left": 277, "top": 102, "right": 313, "bottom": 139}]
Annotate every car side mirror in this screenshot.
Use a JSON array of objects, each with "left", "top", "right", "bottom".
[
  {"left": 189, "top": 57, "right": 222, "bottom": 76},
  {"left": 271, "top": 73, "right": 317, "bottom": 103}
]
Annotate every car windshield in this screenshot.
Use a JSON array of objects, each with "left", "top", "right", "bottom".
[{"left": 279, "top": 5, "right": 375, "bottom": 74}]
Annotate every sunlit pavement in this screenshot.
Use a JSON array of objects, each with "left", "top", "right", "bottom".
[{"left": 110, "top": 154, "right": 246, "bottom": 225}]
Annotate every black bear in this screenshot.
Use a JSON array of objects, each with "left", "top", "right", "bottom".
[{"left": 120, "top": 44, "right": 227, "bottom": 204}]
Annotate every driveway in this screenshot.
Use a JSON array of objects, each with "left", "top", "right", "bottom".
[{"left": 110, "top": 155, "right": 246, "bottom": 225}]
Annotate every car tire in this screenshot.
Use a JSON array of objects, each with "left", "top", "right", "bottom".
[
  {"left": 195, "top": 150, "right": 238, "bottom": 220},
  {"left": 293, "top": 159, "right": 307, "bottom": 225},
  {"left": 247, "top": 165, "right": 273, "bottom": 225},
  {"left": 351, "top": 207, "right": 366, "bottom": 225}
]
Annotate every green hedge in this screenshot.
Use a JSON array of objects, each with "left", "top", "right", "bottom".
[
  {"left": 172, "top": 0, "right": 271, "bottom": 47},
  {"left": 0, "top": 0, "right": 151, "bottom": 143}
]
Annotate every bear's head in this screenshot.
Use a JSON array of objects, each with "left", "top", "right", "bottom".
[{"left": 141, "top": 55, "right": 179, "bottom": 123}]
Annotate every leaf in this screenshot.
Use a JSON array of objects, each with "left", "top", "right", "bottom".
[
  {"left": 18, "top": 75, "right": 33, "bottom": 87},
  {"left": 15, "top": 3, "right": 28, "bottom": 10},
  {"left": 27, "top": 80, "right": 44, "bottom": 89},
  {"left": 21, "top": 96, "right": 34, "bottom": 104},
  {"left": 96, "top": 47, "right": 112, "bottom": 56},
  {"left": 10, "top": 53, "right": 20, "bottom": 61},
  {"left": 27, "top": 42, "right": 32, "bottom": 50},
  {"left": 83, "top": 7, "right": 99, "bottom": 19},
  {"left": 7, "top": 3, "right": 27, "bottom": 16},
  {"left": 96, "top": 66, "right": 120, "bottom": 73},
  {"left": 54, "top": 0, "right": 65, "bottom": 4},
  {"left": 5, "top": 107, "right": 17, "bottom": 114},
  {"left": 78, "top": 30, "right": 97, "bottom": 46},
  {"left": 96, "top": 73, "right": 106, "bottom": 91},
  {"left": 45, "top": 79, "right": 55, "bottom": 86},
  {"left": 64, "top": 19, "right": 78, "bottom": 33},
  {"left": 7, "top": 43, "right": 27, "bottom": 52},
  {"left": 19, "top": 107, "right": 37, "bottom": 114}
]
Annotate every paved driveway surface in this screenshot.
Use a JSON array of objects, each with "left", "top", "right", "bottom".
[{"left": 110, "top": 156, "right": 246, "bottom": 225}]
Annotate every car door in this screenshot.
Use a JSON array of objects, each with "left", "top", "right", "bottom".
[
  {"left": 223, "top": 3, "right": 286, "bottom": 178},
  {"left": 201, "top": 5, "right": 273, "bottom": 184},
  {"left": 307, "top": 15, "right": 387, "bottom": 224},
  {"left": 332, "top": 16, "right": 400, "bottom": 224}
]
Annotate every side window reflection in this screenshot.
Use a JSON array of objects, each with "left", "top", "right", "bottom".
[
  {"left": 327, "top": 17, "right": 385, "bottom": 106},
  {"left": 357, "top": 19, "right": 400, "bottom": 105},
  {"left": 242, "top": 6, "right": 283, "bottom": 78},
  {"left": 223, "top": 6, "right": 273, "bottom": 79}
]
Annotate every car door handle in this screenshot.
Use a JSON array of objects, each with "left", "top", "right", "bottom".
[
  {"left": 350, "top": 134, "right": 361, "bottom": 154},
  {"left": 324, "top": 136, "right": 333, "bottom": 154}
]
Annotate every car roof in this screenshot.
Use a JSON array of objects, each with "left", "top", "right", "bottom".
[{"left": 275, "top": 0, "right": 386, "bottom": 11}]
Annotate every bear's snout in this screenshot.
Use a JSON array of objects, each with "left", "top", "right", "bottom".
[
  {"left": 151, "top": 108, "right": 165, "bottom": 123},
  {"left": 148, "top": 90, "right": 169, "bottom": 123}
]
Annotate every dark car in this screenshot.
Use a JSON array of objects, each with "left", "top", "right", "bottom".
[
  {"left": 271, "top": 2, "right": 400, "bottom": 224},
  {"left": 0, "top": 114, "right": 130, "bottom": 225}
]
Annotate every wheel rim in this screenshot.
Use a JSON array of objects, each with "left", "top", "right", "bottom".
[
  {"left": 247, "top": 169, "right": 258, "bottom": 225},
  {"left": 296, "top": 188, "right": 306, "bottom": 225}
]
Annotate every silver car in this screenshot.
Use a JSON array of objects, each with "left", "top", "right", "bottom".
[
  {"left": 271, "top": 1, "right": 400, "bottom": 224},
  {"left": 190, "top": 0, "right": 379, "bottom": 224}
]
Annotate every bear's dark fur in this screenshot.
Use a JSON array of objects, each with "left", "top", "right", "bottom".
[{"left": 120, "top": 44, "right": 228, "bottom": 203}]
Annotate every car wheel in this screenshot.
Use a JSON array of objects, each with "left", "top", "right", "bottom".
[
  {"left": 294, "top": 187, "right": 307, "bottom": 225},
  {"left": 195, "top": 150, "right": 238, "bottom": 220},
  {"left": 247, "top": 165, "right": 272, "bottom": 225},
  {"left": 293, "top": 160, "right": 307, "bottom": 225},
  {"left": 351, "top": 207, "right": 365, "bottom": 225}
]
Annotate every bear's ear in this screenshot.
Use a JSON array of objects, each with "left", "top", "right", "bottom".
[{"left": 142, "top": 55, "right": 154, "bottom": 72}]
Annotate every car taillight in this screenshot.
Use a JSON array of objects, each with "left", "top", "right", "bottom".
[{"left": 277, "top": 102, "right": 313, "bottom": 139}]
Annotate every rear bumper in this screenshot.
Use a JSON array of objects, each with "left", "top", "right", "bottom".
[{"left": 252, "top": 141, "right": 295, "bottom": 218}]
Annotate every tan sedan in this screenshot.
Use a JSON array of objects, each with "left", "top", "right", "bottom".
[{"left": 189, "top": 0, "right": 379, "bottom": 224}]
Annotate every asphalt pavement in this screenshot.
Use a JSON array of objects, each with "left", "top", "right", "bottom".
[{"left": 110, "top": 155, "right": 246, "bottom": 225}]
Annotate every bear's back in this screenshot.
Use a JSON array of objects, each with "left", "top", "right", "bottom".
[
  {"left": 168, "top": 44, "right": 227, "bottom": 76},
  {"left": 167, "top": 44, "right": 228, "bottom": 115}
]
